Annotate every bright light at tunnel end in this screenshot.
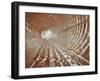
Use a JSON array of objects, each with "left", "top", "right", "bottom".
[{"left": 41, "top": 30, "right": 53, "bottom": 40}]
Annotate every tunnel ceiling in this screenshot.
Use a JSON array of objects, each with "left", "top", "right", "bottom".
[{"left": 25, "top": 12, "right": 90, "bottom": 68}]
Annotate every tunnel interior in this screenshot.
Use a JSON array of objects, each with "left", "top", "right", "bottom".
[{"left": 25, "top": 12, "right": 90, "bottom": 68}]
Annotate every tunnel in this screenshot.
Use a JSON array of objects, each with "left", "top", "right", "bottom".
[{"left": 25, "top": 12, "right": 90, "bottom": 68}]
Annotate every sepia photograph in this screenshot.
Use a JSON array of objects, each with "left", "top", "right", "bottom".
[{"left": 25, "top": 13, "right": 90, "bottom": 68}]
